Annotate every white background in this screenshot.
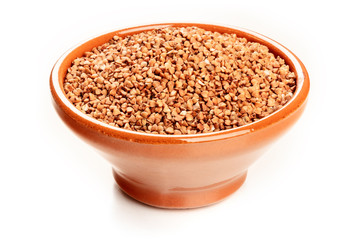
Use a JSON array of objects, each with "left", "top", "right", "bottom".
[{"left": 1, "top": 0, "right": 359, "bottom": 239}]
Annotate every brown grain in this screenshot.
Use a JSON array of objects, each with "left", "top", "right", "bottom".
[{"left": 63, "top": 27, "right": 296, "bottom": 135}]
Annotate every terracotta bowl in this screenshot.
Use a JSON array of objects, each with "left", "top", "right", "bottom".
[{"left": 50, "top": 23, "right": 310, "bottom": 209}]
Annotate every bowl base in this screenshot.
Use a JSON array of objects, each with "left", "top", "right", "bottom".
[{"left": 112, "top": 169, "right": 247, "bottom": 209}]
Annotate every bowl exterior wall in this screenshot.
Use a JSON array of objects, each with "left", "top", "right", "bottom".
[{"left": 52, "top": 98, "right": 306, "bottom": 208}]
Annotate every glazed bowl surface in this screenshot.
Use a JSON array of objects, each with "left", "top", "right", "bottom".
[{"left": 50, "top": 23, "right": 309, "bottom": 208}]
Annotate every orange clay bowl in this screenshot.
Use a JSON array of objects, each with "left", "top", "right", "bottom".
[{"left": 50, "top": 23, "right": 310, "bottom": 209}]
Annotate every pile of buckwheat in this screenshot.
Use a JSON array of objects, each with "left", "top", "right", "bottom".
[{"left": 63, "top": 27, "right": 296, "bottom": 134}]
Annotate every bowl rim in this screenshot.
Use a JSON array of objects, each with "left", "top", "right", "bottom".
[{"left": 50, "top": 22, "right": 310, "bottom": 144}]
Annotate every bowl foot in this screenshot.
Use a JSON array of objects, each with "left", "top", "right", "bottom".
[{"left": 112, "top": 169, "right": 247, "bottom": 209}]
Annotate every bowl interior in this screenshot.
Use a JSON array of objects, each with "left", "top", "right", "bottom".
[{"left": 51, "top": 23, "right": 309, "bottom": 142}]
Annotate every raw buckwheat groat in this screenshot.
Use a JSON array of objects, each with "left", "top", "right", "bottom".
[{"left": 64, "top": 27, "right": 296, "bottom": 135}]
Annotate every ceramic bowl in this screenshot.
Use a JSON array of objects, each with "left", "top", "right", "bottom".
[{"left": 50, "top": 23, "right": 309, "bottom": 209}]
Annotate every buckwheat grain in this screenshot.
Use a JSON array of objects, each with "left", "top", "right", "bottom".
[{"left": 63, "top": 27, "right": 296, "bottom": 134}]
